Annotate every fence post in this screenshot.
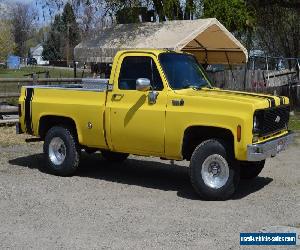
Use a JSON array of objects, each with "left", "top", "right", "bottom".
[
  {"left": 73, "top": 60, "right": 77, "bottom": 78},
  {"left": 243, "top": 64, "right": 247, "bottom": 90}
]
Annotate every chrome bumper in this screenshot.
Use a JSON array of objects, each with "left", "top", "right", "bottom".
[{"left": 247, "top": 131, "right": 294, "bottom": 161}]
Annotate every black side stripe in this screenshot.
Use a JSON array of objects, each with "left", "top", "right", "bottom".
[
  {"left": 268, "top": 96, "right": 276, "bottom": 107},
  {"left": 229, "top": 90, "right": 276, "bottom": 108},
  {"left": 204, "top": 89, "right": 277, "bottom": 108},
  {"left": 24, "top": 88, "right": 34, "bottom": 134},
  {"left": 279, "top": 96, "right": 285, "bottom": 105}
]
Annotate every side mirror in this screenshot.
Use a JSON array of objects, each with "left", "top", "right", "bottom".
[{"left": 136, "top": 78, "right": 151, "bottom": 91}]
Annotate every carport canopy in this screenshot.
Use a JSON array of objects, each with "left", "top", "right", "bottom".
[{"left": 75, "top": 18, "right": 248, "bottom": 65}]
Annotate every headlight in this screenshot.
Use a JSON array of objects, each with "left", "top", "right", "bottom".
[
  {"left": 253, "top": 115, "right": 258, "bottom": 130},
  {"left": 253, "top": 110, "right": 264, "bottom": 134},
  {"left": 253, "top": 115, "right": 261, "bottom": 130}
]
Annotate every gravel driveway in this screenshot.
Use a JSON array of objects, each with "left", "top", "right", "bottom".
[{"left": 0, "top": 131, "right": 299, "bottom": 249}]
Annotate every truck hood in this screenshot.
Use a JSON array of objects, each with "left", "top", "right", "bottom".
[{"left": 173, "top": 87, "right": 286, "bottom": 109}]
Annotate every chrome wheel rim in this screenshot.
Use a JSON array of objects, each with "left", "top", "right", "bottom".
[
  {"left": 201, "top": 154, "right": 229, "bottom": 189},
  {"left": 49, "top": 137, "right": 66, "bottom": 165}
]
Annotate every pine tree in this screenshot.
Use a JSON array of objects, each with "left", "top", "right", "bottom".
[
  {"left": 61, "top": 2, "right": 80, "bottom": 62},
  {"left": 42, "top": 14, "right": 64, "bottom": 61},
  {"left": 43, "top": 3, "right": 80, "bottom": 62}
]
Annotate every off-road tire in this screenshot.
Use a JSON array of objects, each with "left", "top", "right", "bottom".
[
  {"left": 101, "top": 150, "right": 129, "bottom": 162},
  {"left": 189, "top": 139, "right": 240, "bottom": 200},
  {"left": 43, "top": 126, "right": 80, "bottom": 176},
  {"left": 240, "top": 160, "right": 265, "bottom": 179}
]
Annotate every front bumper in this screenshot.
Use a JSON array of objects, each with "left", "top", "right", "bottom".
[{"left": 247, "top": 131, "right": 294, "bottom": 161}]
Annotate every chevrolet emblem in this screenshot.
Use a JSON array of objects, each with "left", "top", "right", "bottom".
[{"left": 275, "top": 116, "right": 281, "bottom": 123}]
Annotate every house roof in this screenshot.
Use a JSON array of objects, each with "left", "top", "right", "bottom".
[
  {"left": 74, "top": 18, "right": 248, "bottom": 64},
  {"left": 30, "top": 44, "right": 44, "bottom": 56}
]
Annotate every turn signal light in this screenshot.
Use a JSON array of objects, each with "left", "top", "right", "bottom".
[{"left": 237, "top": 125, "right": 241, "bottom": 142}]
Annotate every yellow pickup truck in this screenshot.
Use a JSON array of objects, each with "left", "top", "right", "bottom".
[{"left": 17, "top": 49, "right": 294, "bottom": 200}]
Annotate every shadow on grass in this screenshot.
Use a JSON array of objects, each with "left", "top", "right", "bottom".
[{"left": 9, "top": 153, "right": 272, "bottom": 201}]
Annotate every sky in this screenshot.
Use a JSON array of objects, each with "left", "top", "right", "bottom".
[
  {"left": 1, "top": 0, "right": 101, "bottom": 26},
  {"left": 1, "top": 0, "right": 53, "bottom": 25},
  {"left": 9, "top": 0, "right": 34, "bottom": 3},
  {"left": 3, "top": 0, "right": 34, "bottom": 4}
]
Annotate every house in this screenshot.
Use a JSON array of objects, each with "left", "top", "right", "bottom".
[{"left": 30, "top": 44, "right": 49, "bottom": 65}]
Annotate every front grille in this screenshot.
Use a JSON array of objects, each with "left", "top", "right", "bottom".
[{"left": 261, "top": 105, "right": 290, "bottom": 136}]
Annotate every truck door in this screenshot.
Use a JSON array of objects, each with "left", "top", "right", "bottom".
[{"left": 107, "top": 53, "right": 167, "bottom": 155}]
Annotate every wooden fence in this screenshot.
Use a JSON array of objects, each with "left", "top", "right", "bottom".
[
  {"left": 0, "top": 78, "right": 82, "bottom": 83},
  {"left": 0, "top": 78, "right": 82, "bottom": 99},
  {"left": 0, "top": 78, "right": 84, "bottom": 125},
  {"left": 0, "top": 72, "right": 299, "bottom": 108},
  {"left": 208, "top": 69, "right": 300, "bottom": 109}
]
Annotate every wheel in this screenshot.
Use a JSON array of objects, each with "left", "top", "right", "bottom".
[
  {"left": 101, "top": 150, "right": 129, "bottom": 162},
  {"left": 189, "top": 139, "right": 240, "bottom": 200},
  {"left": 239, "top": 160, "right": 265, "bottom": 179},
  {"left": 43, "top": 126, "right": 80, "bottom": 176}
]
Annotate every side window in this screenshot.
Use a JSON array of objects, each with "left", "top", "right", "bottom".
[{"left": 118, "top": 56, "right": 164, "bottom": 90}]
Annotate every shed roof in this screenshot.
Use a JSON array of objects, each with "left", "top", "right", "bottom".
[{"left": 74, "top": 18, "right": 248, "bottom": 64}]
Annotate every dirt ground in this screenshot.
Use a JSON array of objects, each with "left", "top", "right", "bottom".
[{"left": 0, "top": 127, "right": 299, "bottom": 249}]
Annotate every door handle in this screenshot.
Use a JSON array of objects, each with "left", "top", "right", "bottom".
[
  {"left": 148, "top": 91, "right": 159, "bottom": 104},
  {"left": 112, "top": 93, "right": 124, "bottom": 100}
]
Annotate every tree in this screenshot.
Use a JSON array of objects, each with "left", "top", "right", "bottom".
[
  {"left": 249, "top": 0, "right": 300, "bottom": 8},
  {"left": 11, "top": 3, "right": 36, "bottom": 57},
  {"left": 163, "top": 0, "right": 184, "bottom": 20},
  {"left": 203, "top": 0, "right": 254, "bottom": 33},
  {"left": 36, "top": 0, "right": 187, "bottom": 24},
  {"left": 81, "top": 2, "right": 96, "bottom": 38},
  {"left": 61, "top": 2, "right": 80, "bottom": 61},
  {"left": 0, "top": 0, "right": 10, "bottom": 19},
  {"left": 249, "top": 1, "right": 300, "bottom": 64},
  {"left": 0, "top": 20, "right": 15, "bottom": 61},
  {"left": 42, "top": 3, "right": 80, "bottom": 62},
  {"left": 202, "top": 0, "right": 256, "bottom": 51},
  {"left": 42, "top": 15, "right": 64, "bottom": 61},
  {"left": 184, "top": 0, "right": 195, "bottom": 20}
]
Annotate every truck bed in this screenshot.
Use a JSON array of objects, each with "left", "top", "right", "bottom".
[{"left": 19, "top": 78, "right": 110, "bottom": 149}]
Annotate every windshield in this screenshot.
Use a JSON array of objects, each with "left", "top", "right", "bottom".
[{"left": 159, "top": 53, "right": 212, "bottom": 90}]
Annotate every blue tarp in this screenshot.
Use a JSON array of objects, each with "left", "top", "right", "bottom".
[{"left": 7, "top": 55, "right": 21, "bottom": 69}]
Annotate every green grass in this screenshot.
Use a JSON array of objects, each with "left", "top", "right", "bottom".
[
  {"left": 0, "top": 66, "right": 76, "bottom": 78},
  {"left": 2, "top": 98, "right": 18, "bottom": 106},
  {"left": 289, "top": 112, "right": 300, "bottom": 131}
]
